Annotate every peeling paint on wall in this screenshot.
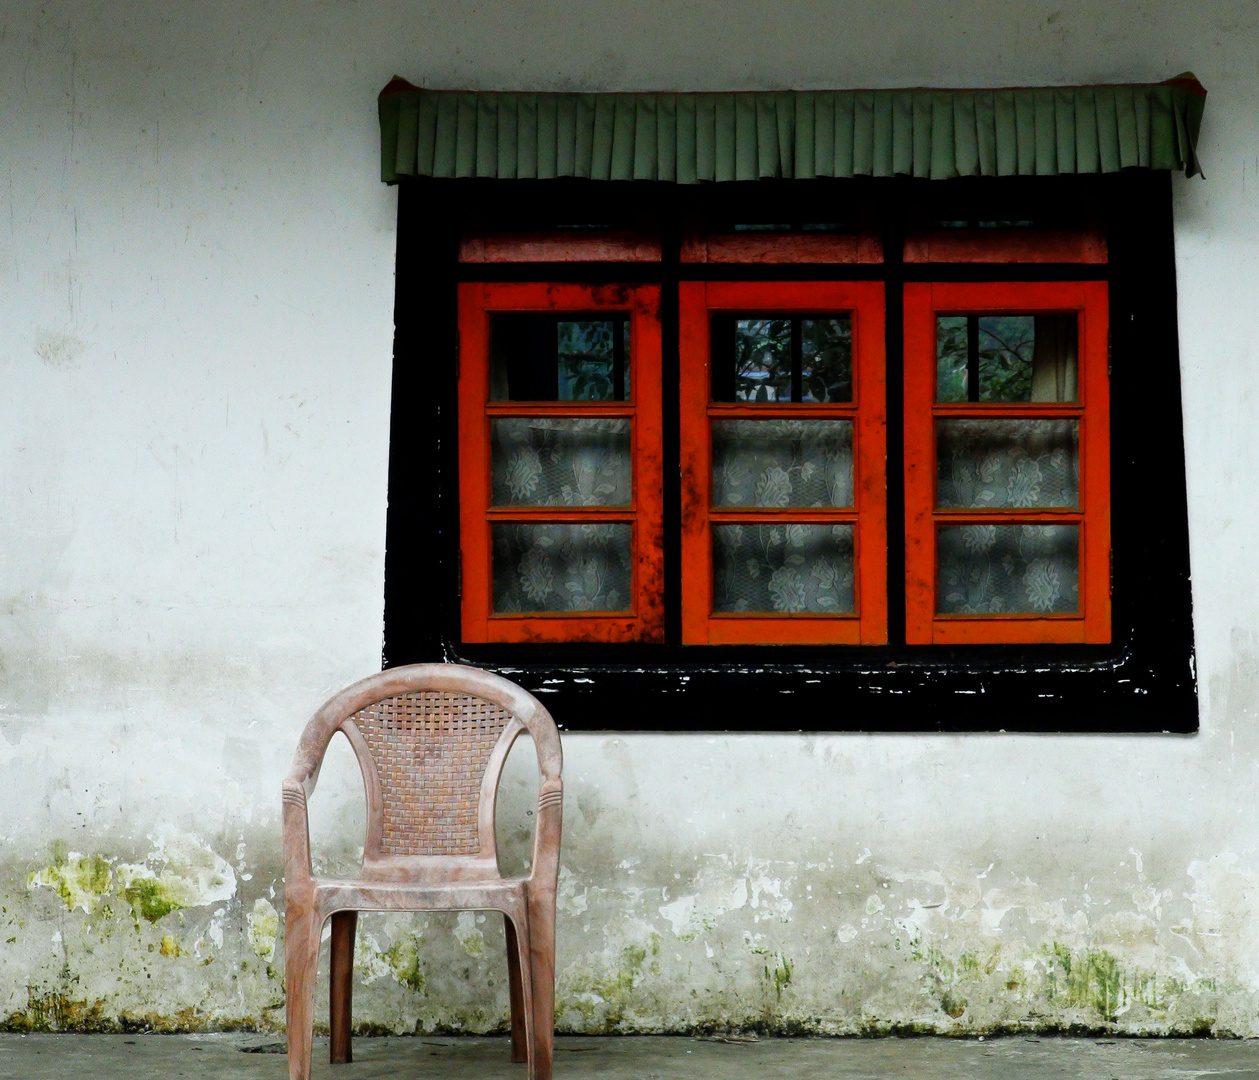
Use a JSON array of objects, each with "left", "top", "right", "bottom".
[
  {"left": 247, "top": 900, "right": 279, "bottom": 962},
  {"left": 116, "top": 831, "right": 238, "bottom": 921},
  {"left": 7, "top": 765, "right": 1259, "bottom": 1038},
  {"left": 28, "top": 848, "right": 112, "bottom": 915},
  {"left": 3, "top": 828, "right": 278, "bottom": 1033}
]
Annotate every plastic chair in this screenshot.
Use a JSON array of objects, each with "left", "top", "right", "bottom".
[{"left": 282, "top": 664, "right": 563, "bottom": 1080}]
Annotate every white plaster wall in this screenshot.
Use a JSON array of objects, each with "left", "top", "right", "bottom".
[{"left": 1, "top": 0, "right": 1257, "bottom": 1035}]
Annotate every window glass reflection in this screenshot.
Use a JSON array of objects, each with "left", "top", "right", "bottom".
[
  {"left": 489, "top": 314, "right": 630, "bottom": 401},
  {"left": 801, "top": 319, "right": 852, "bottom": 402},
  {"left": 936, "top": 314, "right": 1077, "bottom": 403},
  {"left": 712, "top": 315, "right": 852, "bottom": 403}
]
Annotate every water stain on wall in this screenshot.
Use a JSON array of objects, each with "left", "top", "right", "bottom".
[{"left": 32, "top": 329, "right": 86, "bottom": 369}]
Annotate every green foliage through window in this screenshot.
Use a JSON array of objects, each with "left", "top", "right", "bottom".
[
  {"left": 557, "top": 320, "right": 630, "bottom": 401},
  {"left": 936, "top": 315, "right": 1037, "bottom": 402}
]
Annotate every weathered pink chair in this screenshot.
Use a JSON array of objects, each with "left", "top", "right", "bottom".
[{"left": 282, "top": 664, "right": 563, "bottom": 1080}]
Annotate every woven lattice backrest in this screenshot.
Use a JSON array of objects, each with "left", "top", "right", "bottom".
[{"left": 350, "top": 690, "right": 513, "bottom": 857}]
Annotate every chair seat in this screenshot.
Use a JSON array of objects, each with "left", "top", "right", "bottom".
[{"left": 310, "top": 876, "right": 529, "bottom": 917}]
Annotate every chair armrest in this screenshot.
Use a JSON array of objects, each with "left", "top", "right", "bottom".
[
  {"left": 282, "top": 779, "right": 313, "bottom": 884},
  {"left": 530, "top": 777, "right": 564, "bottom": 890}
]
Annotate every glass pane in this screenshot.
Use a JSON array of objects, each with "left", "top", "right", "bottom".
[
  {"left": 731, "top": 318, "right": 792, "bottom": 402},
  {"left": 936, "top": 316, "right": 969, "bottom": 402},
  {"left": 491, "top": 418, "right": 631, "bottom": 507},
  {"left": 712, "top": 420, "right": 853, "bottom": 508},
  {"left": 713, "top": 523, "right": 855, "bottom": 614},
  {"left": 937, "top": 524, "right": 1079, "bottom": 615},
  {"left": 492, "top": 523, "right": 632, "bottom": 613},
  {"left": 489, "top": 314, "right": 630, "bottom": 401},
  {"left": 936, "top": 419, "right": 1079, "bottom": 509},
  {"left": 801, "top": 318, "right": 853, "bottom": 402},
  {"left": 977, "top": 315, "right": 1037, "bottom": 400},
  {"left": 935, "top": 314, "right": 1078, "bottom": 403},
  {"left": 712, "top": 315, "right": 853, "bottom": 403}
]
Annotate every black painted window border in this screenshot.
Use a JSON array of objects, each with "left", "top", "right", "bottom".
[{"left": 383, "top": 172, "right": 1197, "bottom": 733}]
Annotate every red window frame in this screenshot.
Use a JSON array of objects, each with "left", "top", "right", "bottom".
[
  {"left": 460, "top": 232, "right": 662, "bottom": 263},
  {"left": 457, "top": 282, "right": 664, "bottom": 643},
  {"left": 679, "top": 281, "right": 888, "bottom": 645},
  {"left": 902, "top": 227, "right": 1106, "bottom": 265},
  {"left": 680, "top": 229, "right": 883, "bottom": 265},
  {"left": 903, "top": 280, "right": 1110, "bottom": 644}
]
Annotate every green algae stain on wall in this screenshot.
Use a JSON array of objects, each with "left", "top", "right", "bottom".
[
  {"left": 115, "top": 832, "right": 237, "bottom": 921},
  {"left": 562, "top": 934, "right": 662, "bottom": 1030},
  {"left": 26, "top": 832, "right": 237, "bottom": 927},
  {"left": 894, "top": 937, "right": 1230, "bottom": 1035},
  {"left": 1038, "top": 943, "right": 1215, "bottom": 1029},
  {"left": 10, "top": 832, "right": 1259, "bottom": 1038},
  {"left": 453, "top": 911, "right": 486, "bottom": 958},
  {"left": 1044, "top": 944, "right": 1125, "bottom": 1021},
  {"left": 158, "top": 933, "right": 187, "bottom": 958},
  {"left": 768, "top": 954, "right": 793, "bottom": 1001},
  {"left": 2, "top": 967, "right": 112, "bottom": 1033},
  {"left": 355, "top": 929, "right": 428, "bottom": 994},
  {"left": 382, "top": 938, "right": 426, "bottom": 993},
  {"left": 28, "top": 852, "right": 113, "bottom": 914},
  {"left": 912, "top": 942, "right": 969, "bottom": 1018},
  {"left": 6, "top": 832, "right": 279, "bottom": 1033},
  {"left": 120, "top": 875, "right": 182, "bottom": 924},
  {"left": 246, "top": 899, "right": 279, "bottom": 961}
]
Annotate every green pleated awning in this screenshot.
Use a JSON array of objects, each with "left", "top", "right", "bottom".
[{"left": 378, "top": 75, "right": 1205, "bottom": 184}]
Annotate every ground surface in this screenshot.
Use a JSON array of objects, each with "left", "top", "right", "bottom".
[{"left": 5, "top": 1034, "right": 1259, "bottom": 1079}]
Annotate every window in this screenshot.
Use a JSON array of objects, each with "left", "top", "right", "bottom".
[
  {"left": 458, "top": 266, "right": 1106, "bottom": 649},
  {"left": 903, "top": 281, "right": 1110, "bottom": 643},
  {"left": 457, "top": 282, "right": 664, "bottom": 643},
  {"left": 384, "top": 172, "right": 1196, "bottom": 732},
  {"left": 678, "top": 281, "right": 887, "bottom": 644}
]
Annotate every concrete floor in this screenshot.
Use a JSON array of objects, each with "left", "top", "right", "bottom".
[{"left": 4, "top": 1034, "right": 1259, "bottom": 1080}]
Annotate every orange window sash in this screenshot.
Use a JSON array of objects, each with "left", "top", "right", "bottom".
[
  {"left": 903, "top": 280, "right": 1110, "bottom": 645},
  {"left": 458, "top": 282, "right": 664, "bottom": 644},
  {"left": 679, "top": 280, "right": 888, "bottom": 645}
]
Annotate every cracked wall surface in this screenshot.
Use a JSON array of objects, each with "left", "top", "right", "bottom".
[{"left": 3, "top": 0, "right": 1259, "bottom": 1038}]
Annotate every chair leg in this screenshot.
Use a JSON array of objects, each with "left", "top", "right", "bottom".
[
  {"left": 504, "top": 914, "right": 528, "bottom": 1063},
  {"left": 329, "top": 910, "right": 358, "bottom": 1064},
  {"left": 526, "top": 887, "right": 557, "bottom": 1080},
  {"left": 284, "top": 905, "right": 323, "bottom": 1080},
  {"left": 505, "top": 909, "right": 536, "bottom": 1079}
]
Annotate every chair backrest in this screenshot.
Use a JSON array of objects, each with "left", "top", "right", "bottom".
[{"left": 288, "top": 664, "right": 561, "bottom": 880}]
